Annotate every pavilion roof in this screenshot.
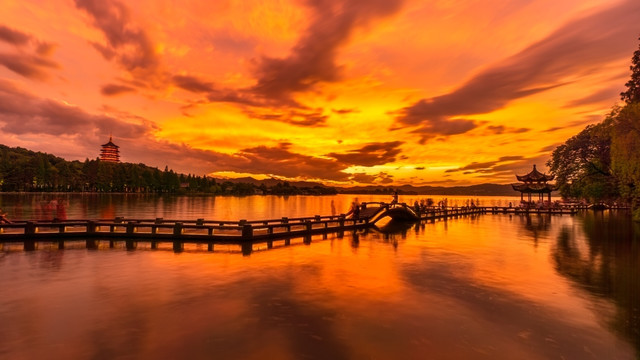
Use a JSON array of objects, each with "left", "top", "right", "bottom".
[{"left": 515, "top": 164, "right": 554, "bottom": 182}]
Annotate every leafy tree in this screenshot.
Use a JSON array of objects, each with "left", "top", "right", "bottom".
[
  {"left": 610, "top": 103, "right": 640, "bottom": 220},
  {"left": 0, "top": 144, "right": 337, "bottom": 196},
  {"left": 547, "top": 120, "right": 618, "bottom": 202},
  {"left": 621, "top": 36, "right": 640, "bottom": 104}
]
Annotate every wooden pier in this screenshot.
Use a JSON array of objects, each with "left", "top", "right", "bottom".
[{"left": 0, "top": 201, "right": 598, "bottom": 251}]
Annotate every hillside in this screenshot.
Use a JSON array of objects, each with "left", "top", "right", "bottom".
[
  {"left": 337, "top": 183, "right": 515, "bottom": 196},
  {"left": 1, "top": 144, "right": 520, "bottom": 195}
]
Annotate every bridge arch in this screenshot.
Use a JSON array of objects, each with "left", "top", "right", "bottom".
[{"left": 354, "top": 202, "right": 420, "bottom": 224}]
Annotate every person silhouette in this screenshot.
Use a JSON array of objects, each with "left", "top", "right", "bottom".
[{"left": 0, "top": 209, "right": 11, "bottom": 224}]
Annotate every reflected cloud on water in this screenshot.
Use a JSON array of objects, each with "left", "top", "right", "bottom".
[{"left": 0, "top": 209, "right": 638, "bottom": 359}]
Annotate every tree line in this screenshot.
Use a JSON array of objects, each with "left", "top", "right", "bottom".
[
  {"left": 0, "top": 145, "right": 336, "bottom": 196},
  {"left": 548, "top": 36, "right": 640, "bottom": 221}
]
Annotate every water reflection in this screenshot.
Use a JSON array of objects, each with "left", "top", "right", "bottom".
[
  {"left": 552, "top": 210, "right": 640, "bottom": 354},
  {"left": 0, "top": 193, "right": 526, "bottom": 222},
  {"left": 0, "top": 203, "right": 638, "bottom": 359}
]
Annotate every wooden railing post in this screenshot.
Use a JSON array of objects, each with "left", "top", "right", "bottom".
[
  {"left": 242, "top": 224, "right": 253, "bottom": 239},
  {"left": 126, "top": 221, "right": 136, "bottom": 234},
  {"left": 87, "top": 221, "right": 97, "bottom": 234},
  {"left": 25, "top": 221, "right": 36, "bottom": 235},
  {"left": 173, "top": 222, "right": 183, "bottom": 236}
]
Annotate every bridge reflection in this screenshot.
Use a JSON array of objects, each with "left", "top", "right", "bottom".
[
  {"left": 0, "top": 221, "right": 423, "bottom": 256},
  {"left": 0, "top": 210, "right": 567, "bottom": 257}
]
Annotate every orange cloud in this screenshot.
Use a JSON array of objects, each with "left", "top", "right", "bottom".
[{"left": 0, "top": 0, "right": 637, "bottom": 185}]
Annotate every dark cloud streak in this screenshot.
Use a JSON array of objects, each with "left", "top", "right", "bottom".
[
  {"left": 251, "top": 0, "right": 405, "bottom": 104},
  {"left": 326, "top": 141, "right": 404, "bottom": 166},
  {"left": 0, "top": 53, "right": 58, "bottom": 80},
  {"left": 101, "top": 83, "right": 137, "bottom": 96},
  {"left": 0, "top": 25, "right": 31, "bottom": 46},
  {"left": 74, "top": 0, "right": 160, "bottom": 78},
  {"left": 0, "top": 25, "right": 59, "bottom": 80},
  {"left": 394, "top": 0, "right": 640, "bottom": 138},
  {"left": 170, "top": 1, "right": 405, "bottom": 126},
  {"left": 0, "top": 80, "right": 408, "bottom": 181},
  {"left": 0, "top": 80, "right": 147, "bottom": 137}
]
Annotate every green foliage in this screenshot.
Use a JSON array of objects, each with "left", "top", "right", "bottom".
[
  {"left": 0, "top": 144, "right": 337, "bottom": 196},
  {"left": 549, "top": 36, "right": 640, "bottom": 214},
  {"left": 0, "top": 144, "right": 216, "bottom": 193},
  {"left": 547, "top": 120, "right": 618, "bottom": 202},
  {"left": 610, "top": 103, "right": 640, "bottom": 220}
]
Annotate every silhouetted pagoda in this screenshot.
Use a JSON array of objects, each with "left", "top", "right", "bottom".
[
  {"left": 100, "top": 136, "right": 120, "bottom": 163},
  {"left": 511, "top": 165, "right": 556, "bottom": 205}
]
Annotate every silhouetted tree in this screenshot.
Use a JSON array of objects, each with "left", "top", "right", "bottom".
[
  {"left": 547, "top": 121, "right": 618, "bottom": 202},
  {"left": 610, "top": 103, "right": 640, "bottom": 220},
  {"left": 621, "top": 36, "right": 640, "bottom": 104},
  {"left": 0, "top": 144, "right": 338, "bottom": 196}
]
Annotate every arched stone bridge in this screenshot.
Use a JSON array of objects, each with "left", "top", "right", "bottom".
[{"left": 348, "top": 202, "right": 420, "bottom": 224}]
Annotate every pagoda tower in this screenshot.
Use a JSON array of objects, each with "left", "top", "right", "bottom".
[
  {"left": 100, "top": 136, "right": 120, "bottom": 163},
  {"left": 511, "top": 164, "right": 556, "bottom": 206}
]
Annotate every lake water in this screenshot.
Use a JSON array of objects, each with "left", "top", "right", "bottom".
[{"left": 0, "top": 194, "right": 638, "bottom": 359}]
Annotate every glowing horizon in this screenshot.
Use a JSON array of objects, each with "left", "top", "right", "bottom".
[{"left": 1, "top": 0, "right": 638, "bottom": 186}]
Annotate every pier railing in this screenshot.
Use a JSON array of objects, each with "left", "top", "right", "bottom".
[
  {"left": 1, "top": 202, "right": 614, "bottom": 244},
  {"left": 0, "top": 214, "right": 371, "bottom": 242}
]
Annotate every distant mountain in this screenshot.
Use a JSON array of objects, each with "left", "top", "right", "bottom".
[
  {"left": 406, "top": 183, "right": 517, "bottom": 196},
  {"left": 214, "top": 178, "right": 518, "bottom": 196},
  {"left": 338, "top": 183, "right": 518, "bottom": 196},
  {"left": 215, "top": 177, "right": 332, "bottom": 189}
]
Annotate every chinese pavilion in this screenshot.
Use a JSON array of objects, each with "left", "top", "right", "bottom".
[
  {"left": 99, "top": 136, "right": 120, "bottom": 163},
  {"left": 511, "top": 165, "right": 557, "bottom": 204}
]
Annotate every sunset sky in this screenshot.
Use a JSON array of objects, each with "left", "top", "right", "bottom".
[{"left": 1, "top": 0, "right": 638, "bottom": 186}]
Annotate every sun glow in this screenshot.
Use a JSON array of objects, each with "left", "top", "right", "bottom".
[{"left": 0, "top": 0, "right": 636, "bottom": 185}]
